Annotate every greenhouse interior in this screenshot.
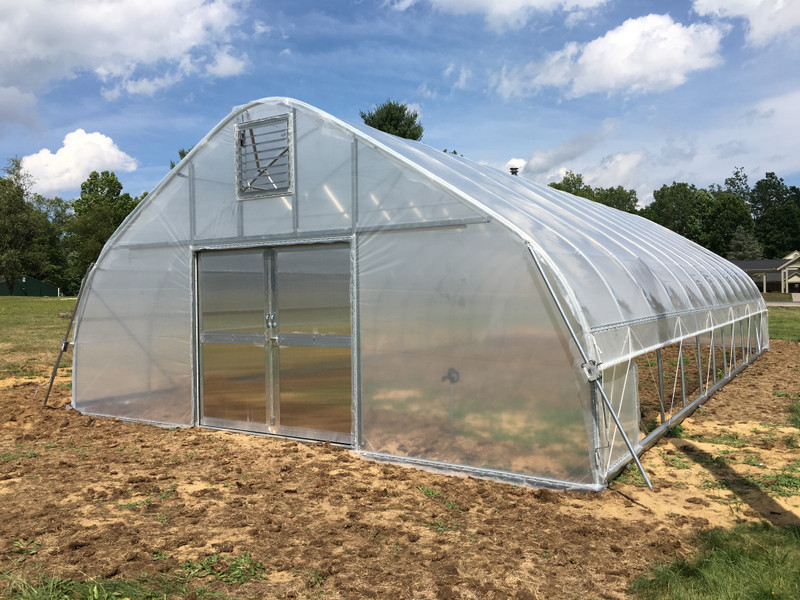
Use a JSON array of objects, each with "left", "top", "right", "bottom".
[{"left": 70, "top": 97, "right": 768, "bottom": 491}]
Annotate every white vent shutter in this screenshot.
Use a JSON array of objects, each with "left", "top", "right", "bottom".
[{"left": 237, "top": 116, "right": 292, "bottom": 197}]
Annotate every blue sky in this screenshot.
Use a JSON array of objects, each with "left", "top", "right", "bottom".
[{"left": 2, "top": 0, "right": 799, "bottom": 204}]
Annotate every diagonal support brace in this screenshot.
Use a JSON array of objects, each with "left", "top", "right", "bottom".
[{"left": 527, "top": 245, "right": 652, "bottom": 490}]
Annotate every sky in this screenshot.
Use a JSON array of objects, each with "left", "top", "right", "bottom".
[{"left": 2, "top": 0, "right": 799, "bottom": 205}]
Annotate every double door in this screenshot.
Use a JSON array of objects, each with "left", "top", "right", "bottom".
[{"left": 198, "top": 244, "right": 352, "bottom": 443}]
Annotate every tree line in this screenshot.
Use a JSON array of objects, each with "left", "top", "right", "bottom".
[
  {"left": 2, "top": 96, "right": 795, "bottom": 296},
  {"left": 549, "top": 168, "right": 798, "bottom": 261},
  {"left": 0, "top": 160, "right": 145, "bottom": 296}
]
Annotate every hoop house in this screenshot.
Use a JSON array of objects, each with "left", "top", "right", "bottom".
[{"left": 71, "top": 98, "right": 768, "bottom": 491}]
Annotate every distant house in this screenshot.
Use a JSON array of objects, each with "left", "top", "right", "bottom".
[
  {"left": 729, "top": 251, "right": 800, "bottom": 293},
  {"left": 0, "top": 276, "right": 60, "bottom": 297}
]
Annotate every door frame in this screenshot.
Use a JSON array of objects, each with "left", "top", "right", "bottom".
[{"left": 192, "top": 236, "right": 358, "bottom": 446}]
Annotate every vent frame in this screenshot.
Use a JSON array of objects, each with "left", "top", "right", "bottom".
[{"left": 235, "top": 114, "right": 294, "bottom": 199}]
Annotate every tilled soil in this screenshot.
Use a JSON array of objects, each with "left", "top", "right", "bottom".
[{"left": 1, "top": 341, "right": 799, "bottom": 599}]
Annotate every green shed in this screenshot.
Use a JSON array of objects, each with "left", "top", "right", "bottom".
[{"left": 0, "top": 276, "right": 59, "bottom": 297}]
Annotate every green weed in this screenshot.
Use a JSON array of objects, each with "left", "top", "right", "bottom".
[
  {"left": 667, "top": 424, "right": 685, "bottom": 438},
  {"left": 416, "top": 485, "right": 442, "bottom": 498},
  {"left": 659, "top": 450, "right": 691, "bottom": 470},
  {"left": 789, "top": 398, "right": 800, "bottom": 429},
  {"left": 0, "top": 451, "right": 36, "bottom": 462},
  {"left": 305, "top": 569, "right": 327, "bottom": 588},
  {"left": 693, "top": 432, "right": 749, "bottom": 448},
  {"left": 742, "top": 454, "right": 762, "bottom": 467},
  {"left": 751, "top": 460, "right": 800, "bottom": 497},
  {"left": 158, "top": 483, "right": 178, "bottom": 499},
  {"left": 615, "top": 464, "right": 648, "bottom": 487},
  {"left": 113, "top": 498, "right": 151, "bottom": 510},
  {"left": 180, "top": 553, "right": 266, "bottom": 585},
  {"left": 0, "top": 573, "right": 185, "bottom": 600},
  {"left": 11, "top": 537, "right": 40, "bottom": 564},
  {"left": 424, "top": 520, "right": 460, "bottom": 533}
]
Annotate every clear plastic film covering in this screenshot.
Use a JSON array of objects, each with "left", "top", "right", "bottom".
[
  {"left": 358, "top": 222, "right": 594, "bottom": 484},
  {"left": 72, "top": 244, "right": 193, "bottom": 424},
  {"left": 71, "top": 97, "right": 768, "bottom": 487},
  {"left": 294, "top": 111, "right": 354, "bottom": 232},
  {"left": 350, "top": 124, "right": 765, "bottom": 365},
  {"left": 597, "top": 360, "right": 640, "bottom": 471}
]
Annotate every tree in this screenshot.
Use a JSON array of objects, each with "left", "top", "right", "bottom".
[
  {"left": 593, "top": 185, "right": 638, "bottom": 213},
  {"left": 749, "top": 173, "right": 800, "bottom": 258},
  {"left": 549, "top": 171, "right": 595, "bottom": 199},
  {"left": 0, "top": 176, "right": 52, "bottom": 296},
  {"left": 170, "top": 147, "right": 193, "bottom": 169},
  {"left": 360, "top": 100, "right": 423, "bottom": 140},
  {"left": 722, "top": 166, "right": 750, "bottom": 202},
  {"left": 65, "top": 171, "right": 142, "bottom": 290},
  {"left": 699, "top": 190, "right": 753, "bottom": 256},
  {"left": 640, "top": 182, "right": 708, "bottom": 243},
  {"left": 726, "top": 225, "right": 763, "bottom": 260},
  {"left": 549, "top": 171, "right": 638, "bottom": 213}
]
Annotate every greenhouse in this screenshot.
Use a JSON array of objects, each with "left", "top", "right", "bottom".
[{"left": 71, "top": 97, "right": 768, "bottom": 491}]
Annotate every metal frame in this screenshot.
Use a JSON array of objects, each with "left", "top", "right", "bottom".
[{"left": 615, "top": 309, "right": 768, "bottom": 478}]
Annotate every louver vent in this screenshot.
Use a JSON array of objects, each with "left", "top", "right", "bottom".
[{"left": 236, "top": 116, "right": 292, "bottom": 197}]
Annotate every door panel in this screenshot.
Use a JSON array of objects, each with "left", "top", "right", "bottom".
[
  {"left": 198, "top": 244, "right": 352, "bottom": 443},
  {"left": 199, "top": 250, "right": 266, "bottom": 333},
  {"left": 276, "top": 246, "right": 351, "bottom": 335},
  {"left": 201, "top": 343, "right": 267, "bottom": 424},
  {"left": 278, "top": 345, "right": 352, "bottom": 434},
  {"left": 273, "top": 244, "right": 352, "bottom": 441}
]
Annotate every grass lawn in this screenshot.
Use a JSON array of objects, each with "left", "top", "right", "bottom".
[
  {"left": 768, "top": 306, "right": 800, "bottom": 342},
  {"left": 629, "top": 522, "right": 800, "bottom": 600},
  {"left": 0, "top": 296, "right": 77, "bottom": 379}
]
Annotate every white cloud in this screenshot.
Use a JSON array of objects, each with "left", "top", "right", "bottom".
[
  {"left": 505, "top": 157, "right": 527, "bottom": 174},
  {"left": 495, "top": 14, "right": 724, "bottom": 98},
  {"left": 21, "top": 130, "right": 137, "bottom": 196},
  {"left": 524, "top": 119, "right": 617, "bottom": 177},
  {"left": 583, "top": 151, "right": 648, "bottom": 189},
  {"left": 206, "top": 45, "right": 248, "bottom": 77},
  {"left": 0, "top": 86, "right": 37, "bottom": 130},
  {"left": 102, "top": 73, "right": 182, "bottom": 101},
  {"left": 386, "top": 0, "right": 609, "bottom": 31},
  {"left": 517, "top": 88, "right": 800, "bottom": 205},
  {"left": 406, "top": 102, "right": 423, "bottom": 119},
  {"left": 693, "top": 0, "right": 800, "bottom": 46},
  {"left": 443, "top": 63, "right": 471, "bottom": 89},
  {"left": 0, "top": 0, "right": 248, "bottom": 102},
  {"left": 253, "top": 20, "right": 272, "bottom": 36},
  {"left": 417, "top": 83, "right": 437, "bottom": 99}
]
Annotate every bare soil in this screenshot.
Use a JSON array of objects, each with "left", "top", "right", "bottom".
[{"left": 1, "top": 341, "right": 799, "bottom": 599}]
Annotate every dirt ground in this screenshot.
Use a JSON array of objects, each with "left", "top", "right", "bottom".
[{"left": 1, "top": 342, "right": 799, "bottom": 599}]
